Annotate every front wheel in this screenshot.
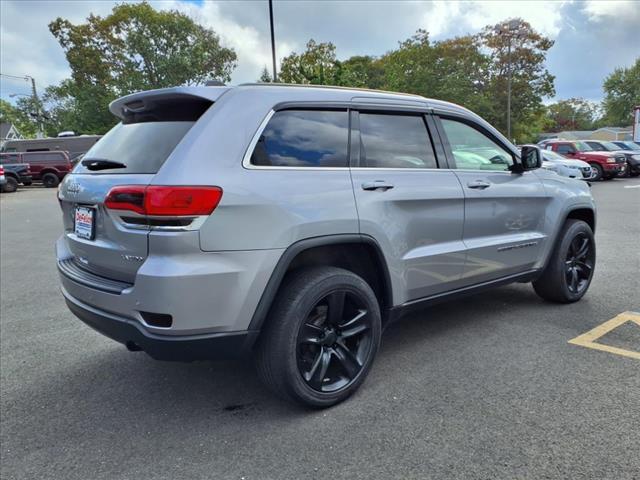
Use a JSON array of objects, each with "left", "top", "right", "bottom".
[
  {"left": 589, "top": 163, "right": 603, "bottom": 181},
  {"left": 533, "top": 219, "right": 595, "bottom": 303},
  {"left": 255, "top": 266, "right": 381, "bottom": 408}
]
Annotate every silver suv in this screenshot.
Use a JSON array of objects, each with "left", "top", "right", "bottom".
[{"left": 57, "top": 84, "right": 596, "bottom": 407}]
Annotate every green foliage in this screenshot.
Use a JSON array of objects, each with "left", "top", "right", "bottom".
[
  {"left": 546, "top": 98, "right": 599, "bottom": 132},
  {"left": 279, "top": 39, "right": 340, "bottom": 84},
  {"left": 600, "top": 58, "right": 640, "bottom": 127},
  {"left": 46, "top": 1, "right": 237, "bottom": 134},
  {"left": 0, "top": 99, "right": 38, "bottom": 138},
  {"left": 258, "top": 67, "right": 273, "bottom": 83}
]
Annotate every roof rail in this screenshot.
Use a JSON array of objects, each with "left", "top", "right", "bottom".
[{"left": 238, "top": 82, "right": 422, "bottom": 98}]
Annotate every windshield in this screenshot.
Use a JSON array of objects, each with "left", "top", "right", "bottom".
[
  {"left": 574, "top": 141, "right": 593, "bottom": 151},
  {"left": 621, "top": 141, "right": 640, "bottom": 150},
  {"left": 600, "top": 141, "right": 621, "bottom": 151},
  {"left": 75, "top": 121, "right": 194, "bottom": 174}
]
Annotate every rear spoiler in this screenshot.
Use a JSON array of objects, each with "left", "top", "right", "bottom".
[{"left": 109, "top": 86, "right": 231, "bottom": 120}]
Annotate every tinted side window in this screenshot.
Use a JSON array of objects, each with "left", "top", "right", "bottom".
[
  {"left": 25, "top": 153, "right": 64, "bottom": 163},
  {"left": 440, "top": 118, "right": 514, "bottom": 171},
  {"left": 556, "top": 145, "right": 573, "bottom": 155},
  {"left": 0, "top": 154, "right": 20, "bottom": 163},
  {"left": 359, "top": 113, "right": 437, "bottom": 168},
  {"left": 251, "top": 110, "right": 348, "bottom": 167}
]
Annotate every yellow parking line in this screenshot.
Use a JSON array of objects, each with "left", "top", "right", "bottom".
[{"left": 568, "top": 311, "right": 640, "bottom": 360}]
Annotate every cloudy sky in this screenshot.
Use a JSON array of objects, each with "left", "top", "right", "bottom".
[{"left": 1, "top": 0, "right": 638, "bottom": 105}]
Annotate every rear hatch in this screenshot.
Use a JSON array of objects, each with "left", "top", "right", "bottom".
[{"left": 58, "top": 92, "right": 216, "bottom": 284}]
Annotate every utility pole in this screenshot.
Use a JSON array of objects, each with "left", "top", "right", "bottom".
[
  {"left": 268, "top": 0, "right": 277, "bottom": 82},
  {"left": 499, "top": 19, "right": 520, "bottom": 141},
  {"left": 26, "top": 76, "right": 45, "bottom": 139}
]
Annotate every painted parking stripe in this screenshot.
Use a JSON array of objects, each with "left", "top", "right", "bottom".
[{"left": 568, "top": 311, "right": 640, "bottom": 360}]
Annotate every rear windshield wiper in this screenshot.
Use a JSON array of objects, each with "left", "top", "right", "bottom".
[{"left": 82, "top": 158, "right": 127, "bottom": 171}]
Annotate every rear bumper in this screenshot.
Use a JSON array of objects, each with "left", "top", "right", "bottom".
[
  {"left": 63, "top": 287, "right": 259, "bottom": 361},
  {"left": 56, "top": 235, "right": 283, "bottom": 336}
]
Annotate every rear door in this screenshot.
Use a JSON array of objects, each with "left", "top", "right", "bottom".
[
  {"left": 349, "top": 109, "right": 466, "bottom": 303},
  {"left": 58, "top": 99, "right": 211, "bottom": 283},
  {"left": 436, "top": 115, "right": 550, "bottom": 284}
]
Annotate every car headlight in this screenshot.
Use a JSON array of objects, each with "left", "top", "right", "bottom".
[{"left": 606, "top": 158, "right": 615, "bottom": 163}]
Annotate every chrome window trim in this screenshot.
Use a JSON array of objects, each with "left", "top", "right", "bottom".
[{"left": 242, "top": 108, "right": 448, "bottom": 172}]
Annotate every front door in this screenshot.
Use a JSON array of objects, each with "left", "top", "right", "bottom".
[
  {"left": 350, "top": 110, "right": 466, "bottom": 305},
  {"left": 437, "top": 116, "right": 551, "bottom": 284}
]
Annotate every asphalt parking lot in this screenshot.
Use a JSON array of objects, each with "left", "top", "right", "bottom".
[{"left": 1, "top": 178, "right": 639, "bottom": 480}]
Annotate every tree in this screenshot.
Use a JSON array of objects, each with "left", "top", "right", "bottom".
[
  {"left": 46, "top": 1, "right": 237, "bottom": 134},
  {"left": 379, "top": 31, "right": 491, "bottom": 114},
  {"left": 258, "top": 66, "right": 273, "bottom": 83},
  {"left": 279, "top": 39, "right": 340, "bottom": 84},
  {"left": 0, "top": 99, "right": 38, "bottom": 138},
  {"left": 601, "top": 58, "right": 640, "bottom": 127},
  {"left": 546, "top": 98, "right": 599, "bottom": 132},
  {"left": 336, "top": 55, "right": 385, "bottom": 89},
  {"left": 480, "top": 18, "right": 555, "bottom": 142}
]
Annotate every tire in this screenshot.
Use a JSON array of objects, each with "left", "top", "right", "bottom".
[
  {"left": 1, "top": 177, "right": 18, "bottom": 193},
  {"left": 533, "top": 219, "right": 596, "bottom": 303},
  {"left": 630, "top": 171, "right": 640, "bottom": 178},
  {"left": 255, "top": 266, "right": 381, "bottom": 408},
  {"left": 589, "top": 163, "right": 603, "bottom": 181},
  {"left": 42, "top": 173, "right": 60, "bottom": 188}
]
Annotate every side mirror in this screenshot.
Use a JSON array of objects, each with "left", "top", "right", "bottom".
[{"left": 518, "top": 145, "right": 542, "bottom": 171}]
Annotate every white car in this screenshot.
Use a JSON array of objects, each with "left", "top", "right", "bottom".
[{"left": 539, "top": 148, "right": 593, "bottom": 180}]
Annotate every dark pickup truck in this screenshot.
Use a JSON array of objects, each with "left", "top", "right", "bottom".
[{"left": 0, "top": 163, "right": 33, "bottom": 193}]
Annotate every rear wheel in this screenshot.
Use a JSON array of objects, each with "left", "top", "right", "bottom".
[
  {"left": 589, "top": 163, "right": 603, "bottom": 181},
  {"left": 2, "top": 177, "right": 18, "bottom": 193},
  {"left": 533, "top": 219, "right": 595, "bottom": 303},
  {"left": 42, "top": 173, "right": 60, "bottom": 188},
  {"left": 255, "top": 266, "right": 381, "bottom": 408}
]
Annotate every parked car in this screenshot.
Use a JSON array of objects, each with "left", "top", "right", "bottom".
[
  {"left": 0, "top": 163, "right": 33, "bottom": 193},
  {"left": 0, "top": 134, "right": 102, "bottom": 162},
  {"left": 56, "top": 84, "right": 597, "bottom": 407},
  {"left": 0, "top": 151, "right": 72, "bottom": 187},
  {"left": 544, "top": 140, "right": 625, "bottom": 181},
  {"left": 611, "top": 141, "right": 640, "bottom": 151},
  {"left": 585, "top": 140, "right": 640, "bottom": 177},
  {"left": 522, "top": 145, "right": 593, "bottom": 180}
]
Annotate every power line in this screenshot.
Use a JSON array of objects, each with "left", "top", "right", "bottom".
[{"left": 0, "top": 73, "right": 30, "bottom": 81}]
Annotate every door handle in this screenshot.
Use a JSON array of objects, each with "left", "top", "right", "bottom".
[
  {"left": 362, "top": 181, "right": 394, "bottom": 191},
  {"left": 467, "top": 180, "right": 491, "bottom": 189}
]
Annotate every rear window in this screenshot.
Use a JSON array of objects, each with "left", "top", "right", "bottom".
[
  {"left": 75, "top": 122, "right": 194, "bottom": 174},
  {"left": 75, "top": 96, "right": 212, "bottom": 174},
  {"left": 250, "top": 110, "right": 349, "bottom": 167}
]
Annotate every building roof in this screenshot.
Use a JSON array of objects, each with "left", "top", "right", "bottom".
[{"left": 0, "top": 122, "right": 12, "bottom": 139}]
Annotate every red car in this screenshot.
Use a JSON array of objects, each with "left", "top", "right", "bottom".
[
  {"left": 544, "top": 140, "right": 626, "bottom": 181},
  {"left": 0, "top": 151, "right": 73, "bottom": 187}
]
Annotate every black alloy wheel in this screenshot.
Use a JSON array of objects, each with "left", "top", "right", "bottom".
[
  {"left": 297, "top": 290, "right": 374, "bottom": 393},
  {"left": 564, "top": 233, "right": 594, "bottom": 295}
]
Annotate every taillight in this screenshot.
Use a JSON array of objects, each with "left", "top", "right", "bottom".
[
  {"left": 0, "top": 166, "right": 4, "bottom": 175},
  {"left": 105, "top": 185, "right": 222, "bottom": 216},
  {"left": 105, "top": 186, "right": 146, "bottom": 214}
]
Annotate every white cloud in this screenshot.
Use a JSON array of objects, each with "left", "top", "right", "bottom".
[
  {"left": 582, "top": 0, "right": 640, "bottom": 21},
  {"left": 422, "top": 0, "right": 568, "bottom": 39}
]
